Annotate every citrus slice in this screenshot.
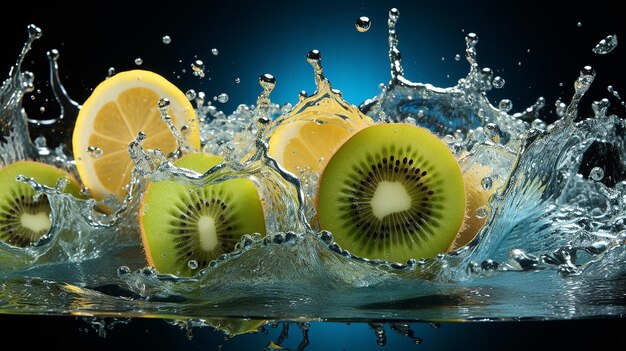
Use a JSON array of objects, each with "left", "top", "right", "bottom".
[
  {"left": 72, "top": 70, "right": 200, "bottom": 200},
  {"left": 267, "top": 93, "right": 373, "bottom": 177}
]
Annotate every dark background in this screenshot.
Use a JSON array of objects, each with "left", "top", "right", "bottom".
[{"left": 1, "top": 0, "right": 625, "bottom": 349}]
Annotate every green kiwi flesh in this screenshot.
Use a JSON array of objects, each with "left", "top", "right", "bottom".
[
  {"left": 316, "top": 123, "right": 465, "bottom": 263},
  {"left": 0, "top": 161, "right": 82, "bottom": 248},
  {"left": 139, "top": 153, "right": 266, "bottom": 277}
]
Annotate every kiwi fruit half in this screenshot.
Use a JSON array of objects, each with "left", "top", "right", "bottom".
[
  {"left": 316, "top": 123, "right": 465, "bottom": 262},
  {"left": 0, "top": 161, "right": 82, "bottom": 248},
  {"left": 139, "top": 152, "right": 266, "bottom": 277}
]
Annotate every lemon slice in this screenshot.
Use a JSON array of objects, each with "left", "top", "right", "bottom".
[
  {"left": 72, "top": 70, "right": 200, "bottom": 200},
  {"left": 267, "top": 93, "right": 373, "bottom": 177}
]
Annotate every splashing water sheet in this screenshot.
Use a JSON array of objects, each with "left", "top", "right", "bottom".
[{"left": 1, "top": 0, "right": 625, "bottom": 349}]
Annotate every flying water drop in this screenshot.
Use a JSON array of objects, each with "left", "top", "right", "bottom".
[
  {"left": 217, "top": 93, "right": 229, "bottom": 103},
  {"left": 355, "top": 16, "right": 371, "bottom": 32},
  {"left": 592, "top": 34, "right": 618, "bottom": 55},
  {"left": 191, "top": 60, "right": 205, "bottom": 78}
]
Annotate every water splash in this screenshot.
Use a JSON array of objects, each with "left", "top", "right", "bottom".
[
  {"left": 592, "top": 34, "right": 618, "bottom": 55},
  {"left": 1, "top": 10, "right": 626, "bottom": 346},
  {"left": 0, "top": 25, "right": 41, "bottom": 165}
]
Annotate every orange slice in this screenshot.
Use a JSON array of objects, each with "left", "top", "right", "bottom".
[
  {"left": 72, "top": 70, "right": 200, "bottom": 200},
  {"left": 267, "top": 93, "right": 373, "bottom": 177}
]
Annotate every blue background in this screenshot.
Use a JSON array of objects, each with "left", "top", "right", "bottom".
[{"left": 1, "top": 0, "right": 625, "bottom": 349}]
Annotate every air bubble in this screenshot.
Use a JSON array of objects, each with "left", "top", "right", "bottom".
[
  {"left": 217, "top": 93, "right": 229, "bottom": 103},
  {"left": 498, "top": 99, "right": 512, "bottom": 112},
  {"left": 481, "top": 176, "right": 493, "bottom": 190},
  {"left": 590, "top": 167, "right": 604, "bottom": 181},
  {"left": 188, "top": 260, "right": 199, "bottom": 270},
  {"left": 186, "top": 89, "right": 197, "bottom": 101},
  {"left": 492, "top": 76, "right": 505, "bottom": 89},
  {"left": 117, "top": 266, "right": 131, "bottom": 277},
  {"left": 476, "top": 206, "right": 488, "bottom": 218},
  {"left": 355, "top": 16, "right": 371, "bottom": 32}
]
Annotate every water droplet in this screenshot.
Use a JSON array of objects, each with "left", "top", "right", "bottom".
[
  {"left": 134, "top": 57, "right": 143, "bottom": 66},
  {"left": 454, "top": 54, "right": 461, "bottom": 61},
  {"left": 298, "top": 90, "right": 307, "bottom": 101},
  {"left": 577, "top": 21, "right": 582, "bottom": 27},
  {"left": 592, "top": 34, "right": 618, "bottom": 55},
  {"left": 217, "top": 93, "right": 229, "bottom": 103},
  {"left": 466, "top": 33, "right": 478, "bottom": 47},
  {"left": 162, "top": 35, "right": 171, "bottom": 44},
  {"left": 498, "top": 99, "right": 513, "bottom": 112},
  {"left": 389, "top": 8, "right": 400, "bottom": 22},
  {"left": 87, "top": 146, "right": 103, "bottom": 158},
  {"left": 34, "top": 136, "right": 47, "bottom": 148},
  {"left": 510, "top": 249, "right": 539, "bottom": 270},
  {"left": 27, "top": 24, "right": 42, "bottom": 39},
  {"left": 107, "top": 67, "right": 115, "bottom": 77},
  {"left": 185, "top": 89, "right": 197, "bottom": 101},
  {"left": 586, "top": 241, "right": 609, "bottom": 255},
  {"left": 441, "top": 56, "right": 445, "bottom": 61},
  {"left": 476, "top": 205, "right": 488, "bottom": 218},
  {"left": 608, "top": 85, "right": 622, "bottom": 100},
  {"left": 492, "top": 76, "right": 505, "bottom": 89},
  {"left": 575, "top": 66, "right": 596, "bottom": 92},
  {"left": 191, "top": 60, "right": 205, "bottom": 78},
  {"left": 590, "top": 167, "right": 605, "bottom": 181},
  {"left": 39, "top": 106, "right": 45, "bottom": 113},
  {"left": 260, "top": 73, "right": 276, "bottom": 88},
  {"left": 187, "top": 260, "right": 199, "bottom": 270},
  {"left": 592, "top": 98, "right": 610, "bottom": 117},
  {"left": 517, "top": 61, "right": 522, "bottom": 66},
  {"left": 117, "top": 266, "right": 131, "bottom": 277},
  {"left": 481, "top": 259, "right": 499, "bottom": 271},
  {"left": 555, "top": 100, "right": 567, "bottom": 117},
  {"left": 211, "top": 48, "right": 219, "bottom": 56},
  {"left": 235, "top": 77, "right": 240, "bottom": 84},
  {"left": 157, "top": 98, "right": 170, "bottom": 111},
  {"left": 369, "top": 323, "right": 387, "bottom": 346},
  {"left": 355, "top": 16, "right": 371, "bottom": 32},
  {"left": 531, "top": 118, "right": 547, "bottom": 130},
  {"left": 481, "top": 176, "right": 493, "bottom": 190}
]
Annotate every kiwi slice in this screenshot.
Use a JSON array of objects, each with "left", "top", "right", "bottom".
[
  {"left": 139, "top": 153, "right": 266, "bottom": 277},
  {"left": 0, "top": 161, "right": 82, "bottom": 248},
  {"left": 316, "top": 123, "right": 465, "bottom": 262}
]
